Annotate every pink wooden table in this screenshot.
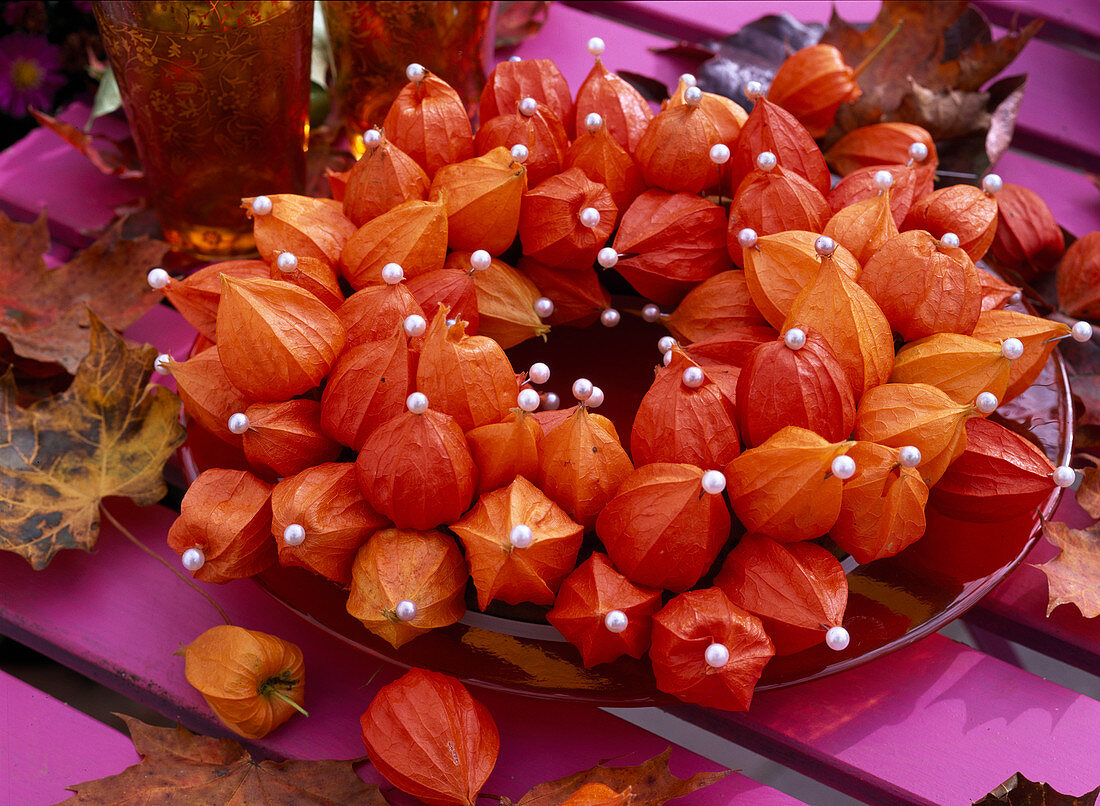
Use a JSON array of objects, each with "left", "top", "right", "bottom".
[{"left": 2, "top": 3, "right": 1099, "bottom": 804}]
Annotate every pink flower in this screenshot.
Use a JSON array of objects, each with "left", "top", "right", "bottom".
[{"left": 0, "top": 32, "right": 65, "bottom": 118}]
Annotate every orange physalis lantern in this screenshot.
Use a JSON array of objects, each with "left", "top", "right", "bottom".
[
  {"left": 168, "top": 347, "right": 251, "bottom": 445},
  {"left": 340, "top": 197, "right": 448, "bottom": 288},
  {"left": 160, "top": 260, "right": 269, "bottom": 342},
  {"left": 827, "top": 163, "right": 922, "bottom": 228},
  {"left": 430, "top": 147, "right": 527, "bottom": 255},
  {"left": 825, "top": 123, "right": 937, "bottom": 176},
  {"left": 270, "top": 253, "right": 344, "bottom": 311},
  {"left": 405, "top": 269, "right": 480, "bottom": 335},
  {"left": 970, "top": 309, "right": 1070, "bottom": 403},
  {"left": 565, "top": 113, "right": 646, "bottom": 220},
  {"left": 447, "top": 251, "right": 549, "bottom": 348},
  {"left": 382, "top": 72, "right": 475, "bottom": 178},
  {"left": 904, "top": 182, "right": 999, "bottom": 263},
  {"left": 891, "top": 333, "right": 1012, "bottom": 405},
  {"left": 682, "top": 325, "right": 778, "bottom": 403},
  {"left": 338, "top": 281, "right": 425, "bottom": 347},
  {"left": 978, "top": 269, "right": 1020, "bottom": 312},
  {"left": 728, "top": 159, "right": 831, "bottom": 237},
  {"left": 517, "top": 257, "right": 611, "bottom": 328},
  {"left": 767, "top": 44, "right": 862, "bottom": 137},
  {"left": 559, "top": 784, "right": 632, "bottom": 806},
  {"left": 574, "top": 56, "right": 653, "bottom": 154},
  {"left": 342, "top": 132, "right": 430, "bottom": 226},
  {"left": 244, "top": 194, "right": 356, "bottom": 267},
  {"left": 729, "top": 96, "right": 830, "bottom": 195},
  {"left": 823, "top": 188, "right": 899, "bottom": 266},
  {"left": 664, "top": 271, "right": 769, "bottom": 343},
  {"left": 321, "top": 329, "right": 412, "bottom": 449},
  {"left": 480, "top": 57, "right": 574, "bottom": 137},
  {"left": 239, "top": 399, "right": 342, "bottom": 478},
  {"left": 1056, "top": 232, "right": 1100, "bottom": 319},
  {"left": 990, "top": 183, "right": 1065, "bottom": 279},
  {"left": 518, "top": 167, "right": 616, "bottom": 268},
  {"left": 475, "top": 101, "right": 569, "bottom": 187},
  {"left": 465, "top": 411, "right": 541, "bottom": 495},
  {"left": 900, "top": 506, "right": 1041, "bottom": 585}
]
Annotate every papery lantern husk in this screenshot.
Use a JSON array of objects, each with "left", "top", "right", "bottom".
[
  {"left": 381, "top": 73, "right": 475, "bottom": 178},
  {"left": 517, "top": 257, "right": 610, "bottom": 328},
  {"left": 530, "top": 403, "right": 579, "bottom": 436},
  {"left": 596, "top": 463, "right": 731, "bottom": 593},
  {"left": 767, "top": 44, "right": 860, "bottom": 138},
  {"left": 736, "top": 328, "right": 856, "bottom": 447},
  {"left": 547, "top": 552, "right": 663, "bottom": 668},
  {"left": 611, "top": 190, "right": 731, "bottom": 305},
  {"left": 446, "top": 252, "right": 549, "bottom": 348},
  {"left": 452, "top": 475, "right": 584, "bottom": 609},
  {"left": 162, "top": 260, "right": 269, "bottom": 342},
  {"left": 565, "top": 122, "right": 646, "bottom": 222},
  {"left": 898, "top": 506, "right": 1038, "bottom": 584},
  {"left": 990, "top": 183, "right": 1065, "bottom": 280},
  {"left": 184, "top": 625, "right": 304, "bottom": 739},
  {"left": 827, "top": 164, "right": 921, "bottom": 228},
  {"left": 326, "top": 166, "right": 350, "bottom": 202},
  {"left": 649, "top": 587, "right": 774, "bottom": 712},
  {"left": 466, "top": 411, "right": 541, "bottom": 495},
  {"left": 904, "top": 184, "right": 998, "bottom": 263},
  {"left": 346, "top": 529, "right": 467, "bottom": 648},
  {"left": 167, "top": 468, "right": 275, "bottom": 583},
  {"left": 633, "top": 96, "right": 744, "bottom": 194},
  {"left": 430, "top": 147, "right": 527, "bottom": 255},
  {"left": 783, "top": 258, "right": 894, "bottom": 398},
  {"left": 360, "top": 668, "right": 499, "bottom": 806},
  {"left": 728, "top": 165, "right": 831, "bottom": 237},
  {"left": 415, "top": 306, "right": 518, "bottom": 431},
  {"left": 1056, "top": 231, "right": 1100, "bottom": 319},
  {"left": 272, "top": 462, "right": 388, "bottom": 586},
  {"left": 725, "top": 426, "right": 850, "bottom": 542},
  {"left": 859, "top": 230, "right": 982, "bottom": 341},
  {"left": 537, "top": 405, "right": 633, "bottom": 530},
  {"left": 715, "top": 533, "right": 847, "bottom": 655},
  {"left": 682, "top": 324, "right": 779, "bottom": 371},
  {"left": 665, "top": 271, "right": 770, "bottom": 343},
  {"left": 978, "top": 269, "right": 1019, "bottom": 312},
  {"left": 338, "top": 282, "right": 425, "bottom": 348},
  {"left": 631, "top": 348, "right": 741, "bottom": 468},
  {"left": 929, "top": 417, "right": 1056, "bottom": 523},
  {"left": 475, "top": 103, "right": 569, "bottom": 187},
  {"left": 854, "top": 382, "right": 974, "bottom": 485},
  {"left": 831, "top": 441, "right": 928, "bottom": 563},
  {"left": 168, "top": 346, "right": 251, "bottom": 445},
  {"left": 730, "top": 97, "right": 831, "bottom": 195},
  {"left": 741, "top": 230, "right": 861, "bottom": 328},
  {"left": 970, "top": 309, "right": 1069, "bottom": 403},
  {"left": 518, "top": 167, "right": 616, "bottom": 268},
  {"left": 243, "top": 194, "right": 357, "bottom": 267},
  {"left": 825, "top": 122, "right": 938, "bottom": 176},
  {"left": 405, "top": 269, "right": 480, "bottom": 334},
  {"left": 890, "top": 333, "right": 1010, "bottom": 405},
  {"left": 339, "top": 197, "right": 448, "bottom": 288},
  {"left": 355, "top": 407, "right": 478, "bottom": 530},
  {"left": 823, "top": 190, "right": 900, "bottom": 266},
  {"left": 343, "top": 134, "right": 431, "bottom": 227},
  {"left": 321, "top": 329, "right": 411, "bottom": 450},
  {"left": 271, "top": 254, "right": 344, "bottom": 311},
  {"left": 241, "top": 399, "right": 342, "bottom": 478},
  {"left": 480, "top": 57, "right": 574, "bottom": 137},
  {"left": 574, "top": 58, "right": 653, "bottom": 154}
]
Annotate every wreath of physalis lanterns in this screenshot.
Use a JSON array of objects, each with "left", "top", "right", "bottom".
[{"left": 150, "top": 36, "right": 1092, "bottom": 714}]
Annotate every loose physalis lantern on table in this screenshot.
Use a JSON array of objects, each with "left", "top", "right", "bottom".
[{"left": 156, "top": 37, "right": 1090, "bottom": 713}]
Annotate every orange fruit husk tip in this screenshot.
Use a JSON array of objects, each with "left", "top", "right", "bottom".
[
  {"left": 355, "top": 405, "right": 478, "bottom": 531},
  {"left": 682, "top": 325, "right": 779, "bottom": 404},
  {"left": 480, "top": 57, "right": 574, "bottom": 137},
  {"left": 272, "top": 462, "right": 388, "bottom": 586},
  {"left": 858, "top": 230, "right": 982, "bottom": 341},
  {"left": 451, "top": 476, "right": 583, "bottom": 609},
  {"left": 827, "top": 163, "right": 924, "bottom": 228},
  {"left": 903, "top": 184, "right": 998, "bottom": 263},
  {"left": 978, "top": 269, "right": 1020, "bottom": 312},
  {"left": 1056, "top": 231, "right": 1100, "bottom": 320},
  {"left": 664, "top": 270, "right": 770, "bottom": 343},
  {"left": 167, "top": 468, "right": 275, "bottom": 583},
  {"left": 167, "top": 346, "right": 251, "bottom": 445},
  {"left": 741, "top": 230, "right": 860, "bottom": 329},
  {"left": 970, "top": 309, "right": 1070, "bottom": 403},
  {"left": 446, "top": 251, "right": 549, "bottom": 348},
  {"left": 475, "top": 101, "right": 569, "bottom": 187},
  {"left": 517, "top": 257, "right": 610, "bottom": 328},
  {"left": 890, "top": 333, "right": 1011, "bottom": 405},
  {"left": 161, "top": 260, "right": 268, "bottom": 342},
  {"left": 346, "top": 528, "right": 467, "bottom": 648},
  {"left": 270, "top": 253, "right": 344, "bottom": 311},
  {"left": 518, "top": 167, "right": 616, "bottom": 268},
  {"left": 574, "top": 57, "right": 653, "bottom": 154},
  {"left": 321, "top": 329, "right": 412, "bottom": 450},
  {"left": 823, "top": 189, "right": 899, "bottom": 266},
  {"left": 430, "top": 146, "right": 526, "bottom": 255},
  {"left": 565, "top": 119, "right": 647, "bottom": 222},
  {"left": 465, "top": 411, "right": 542, "bottom": 496},
  {"left": 338, "top": 281, "right": 425, "bottom": 347},
  {"left": 649, "top": 587, "right": 774, "bottom": 711},
  {"left": 240, "top": 399, "right": 342, "bottom": 479},
  {"left": 715, "top": 533, "right": 848, "bottom": 655},
  {"left": 596, "top": 462, "right": 731, "bottom": 593},
  {"left": 547, "top": 552, "right": 663, "bottom": 668},
  {"left": 990, "top": 183, "right": 1065, "bottom": 280},
  {"left": 326, "top": 166, "right": 350, "bottom": 202},
  {"left": 242, "top": 194, "right": 356, "bottom": 267},
  {"left": 342, "top": 132, "right": 430, "bottom": 227},
  {"left": 360, "top": 668, "right": 499, "bottom": 806},
  {"left": 735, "top": 327, "right": 855, "bottom": 447},
  {"left": 830, "top": 441, "right": 928, "bottom": 564},
  {"left": 825, "top": 122, "right": 937, "bottom": 176},
  {"left": 611, "top": 190, "right": 731, "bottom": 305},
  {"left": 559, "top": 783, "right": 632, "bottom": 806},
  {"left": 415, "top": 305, "right": 518, "bottom": 431},
  {"left": 730, "top": 96, "right": 830, "bottom": 195},
  {"left": 724, "top": 426, "right": 851, "bottom": 542},
  {"left": 728, "top": 163, "right": 831, "bottom": 237},
  {"left": 631, "top": 347, "right": 741, "bottom": 469},
  {"left": 854, "top": 383, "right": 976, "bottom": 485},
  {"left": 339, "top": 196, "right": 448, "bottom": 289},
  {"left": 382, "top": 72, "right": 475, "bottom": 178},
  {"left": 406, "top": 269, "right": 480, "bottom": 334},
  {"left": 537, "top": 404, "right": 633, "bottom": 530},
  {"left": 215, "top": 276, "right": 347, "bottom": 401},
  {"left": 183, "top": 625, "right": 304, "bottom": 739},
  {"left": 767, "top": 44, "right": 861, "bottom": 138}
]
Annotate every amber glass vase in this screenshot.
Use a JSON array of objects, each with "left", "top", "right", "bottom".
[{"left": 93, "top": 1, "right": 313, "bottom": 258}]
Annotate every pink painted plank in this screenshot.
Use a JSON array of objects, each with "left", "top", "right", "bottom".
[
  {"left": 994, "top": 150, "right": 1100, "bottom": 237},
  {"left": 0, "top": 502, "right": 803, "bottom": 806},
  {"left": 975, "top": 0, "right": 1100, "bottom": 48},
  {"left": 0, "top": 670, "right": 140, "bottom": 806}
]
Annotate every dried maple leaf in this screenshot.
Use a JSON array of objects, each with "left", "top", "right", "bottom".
[
  {"left": 0, "top": 212, "right": 167, "bottom": 373},
  {"left": 0, "top": 314, "right": 185, "bottom": 569},
  {"left": 30, "top": 107, "right": 144, "bottom": 179},
  {"left": 974, "top": 771, "right": 1099, "bottom": 805},
  {"left": 62, "top": 714, "right": 386, "bottom": 805},
  {"left": 1035, "top": 521, "right": 1100, "bottom": 619}
]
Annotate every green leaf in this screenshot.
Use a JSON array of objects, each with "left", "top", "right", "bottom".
[{"left": 85, "top": 66, "right": 123, "bottom": 133}]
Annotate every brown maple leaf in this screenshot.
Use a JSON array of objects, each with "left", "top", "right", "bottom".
[
  {"left": 0, "top": 314, "right": 185, "bottom": 569},
  {"left": 62, "top": 714, "right": 388, "bottom": 805},
  {"left": 0, "top": 211, "right": 167, "bottom": 373},
  {"left": 1074, "top": 467, "right": 1100, "bottom": 520},
  {"left": 1035, "top": 521, "right": 1100, "bottom": 619},
  {"left": 30, "top": 107, "right": 144, "bottom": 180},
  {"left": 975, "top": 771, "right": 1099, "bottom": 805}
]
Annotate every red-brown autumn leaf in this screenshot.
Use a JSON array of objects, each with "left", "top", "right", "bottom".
[
  {"left": 519, "top": 167, "right": 616, "bottom": 268},
  {"left": 517, "top": 257, "right": 610, "bottom": 328},
  {"left": 904, "top": 183, "right": 998, "bottom": 263},
  {"left": 465, "top": 411, "right": 542, "bottom": 495},
  {"left": 447, "top": 252, "right": 549, "bottom": 348},
  {"left": 574, "top": 58, "right": 653, "bottom": 154},
  {"left": 1035, "top": 521, "right": 1100, "bottom": 619},
  {"left": 337, "top": 281, "right": 425, "bottom": 348},
  {"left": 891, "top": 332, "right": 1012, "bottom": 405},
  {"left": 565, "top": 116, "right": 646, "bottom": 221},
  {"left": 160, "top": 260, "right": 269, "bottom": 343},
  {"left": 342, "top": 133, "right": 431, "bottom": 226},
  {"left": 546, "top": 552, "right": 663, "bottom": 668},
  {"left": 340, "top": 197, "right": 449, "bottom": 288},
  {"left": 825, "top": 122, "right": 938, "bottom": 175},
  {"left": 480, "top": 57, "right": 574, "bottom": 137},
  {"left": 405, "top": 269, "right": 480, "bottom": 334},
  {"left": 475, "top": 102, "right": 569, "bottom": 187},
  {"left": 729, "top": 96, "right": 831, "bottom": 195},
  {"left": 664, "top": 271, "right": 770, "bottom": 343},
  {"left": 361, "top": 668, "right": 499, "bottom": 806},
  {"left": 728, "top": 162, "right": 831, "bottom": 237},
  {"left": 1056, "top": 231, "right": 1100, "bottom": 320},
  {"left": 768, "top": 44, "right": 861, "bottom": 138},
  {"left": 649, "top": 587, "right": 774, "bottom": 711},
  {"left": 239, "top": 399, "right": 342, "bottom": 479},
  {"left": 244, "top": 194, "right": 356, "bottom": 268},
  {"left": 430, "top": 147, "right": 527, "bottom": 255},
  {"left": 452, "top": 475, "right": 583, "bottom": 609},
  {"left": 272, "top": 462, "right": 388, "bottom": 586},
  {"left": 382, "top": 73, "right": 476, "bottom": 178},
  {"left": 556, "top": 783, "right": 631, "bottom": 806},
  {"left": 989, "top": 183, "right": 1064, "bottom": 280},
  {"left": 716, "top": 533, "right": 847, "bottom": 655},
  {"left": 168, "top": 346, "right": 251, "bottom": 446},
  {"left": 321, "top": 328, "right": 411, "bottom": 450},
  {"left": 970, "top": 309, "right": 1069, "bottom": 403}
]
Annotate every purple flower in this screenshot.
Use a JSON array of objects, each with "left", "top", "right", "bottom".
[{"left": 0, "top": 32, "right": 65, "bottom": 118}]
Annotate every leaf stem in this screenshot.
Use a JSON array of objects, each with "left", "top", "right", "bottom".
[
  {"left": 852, "top": 21, "right": 904, "bottom": 79},
  {"left": 100, "top": 505, "right": 232, "bottom": 627},
  {"left": 269, "top": 689, "right": 309, "bottom": 717}
]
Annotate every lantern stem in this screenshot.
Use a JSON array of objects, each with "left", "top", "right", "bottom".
[
  {"left": 269, "top": 689, "right": 310, "bottom": 717},
  {"left": 852, "top": 21, "right": 903, "bottom": 79}
]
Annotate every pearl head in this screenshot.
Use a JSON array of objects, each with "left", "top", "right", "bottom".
[
  {"left": 395, "top": 599, "right": 418, "bottom": 622},
  {"left": 587, "top": 36, "right": 605, "bottom": 56},
  {"left": 1072, "top": 321, "right": 1093, "bottom": 342},
  {"left": 899, "top": 446, "right": 922, "bottom": 468},
  {"left": 508, "top": 55, "right": 522, "bottom": 62},
  {"left": 981, "top": 173, "right": 1003, "bottom": 194},
  {"left": 1053, "top": 465, "right": 1077, "bottom": 488},
  {"left": 510, "top": 143, "right": 529, "bottom": 163},
  {"left": 908, "top": 141, "right": 929, "bottom": 162},
  {"left": 509, "top": 524, "right": 534, "bottom": 549},
  {"left": 604, "top": 610, "right": 629, "bottom": 633},
  {"left": 250, "top": 196, "right": 273, "bottom": 216},
  {"left": 680, "top": 73, "right": 697, "bottom": 87},
  {"left": 283, "top": 523, "right": 305, "bottom": 546},
  {"left": 381, "top": 262, "right": 404, "bottom": 284},
  {"left": 227, "top": 412, "right": 250, "bottom": 434},
  {"left": 684, "top": 86, "right": 703, "bottom": 106},
  {"left": 744, "top": 80, "right": 764, "bottom": 100},
  {"left": 815, "top": 235, "right": 837, "bottom": 257},
  {"left": 831, "top": 455, "right": 856, "bottom": 480},
  {"left": 597, "top": 247, "right": 619, "bottom": 268},
  {"left": 275, "top": 251, "right": 298, "bottom": 272},
  {"left": 737, "top": 228, "right": 758, "bottom": 249},
  {"left": 572, "top": 377, "right": 594, "bottom": 401},
  {"left": 470, "top": 249, "right": 492, "bottom": 271},
  {"left": 600, "top": 308, "right": 621, "bottom": 327},
  {"left": 1001, "top": 337, "right": 1024, "bottom": 360},
  {"left": 518, "top": 96, "right": 538, "bottom": 117},
  {"left": 783, "top": 328, "right": 807, "bottom": 350},
  {"left": 975, "top": 392, "right": 999, "bottom": 414},
  {"left": 704, "top": 642, "right": 730, "bottom": 668},
  {"left": 579, "top": 207, "right": 601, "bottom": 228},
  {"left": 709, "top": 143, "right": 730, "bottom": 165},
  {"left": 682, "top": 366, "right": 704, "bottom": 388},
  {"left": 517, "top": 387, "right": 541, "bottom": 412},
  {"left": 585, "top": 112, "right": 603, "bottom": 133},
  {"left": 363, "top": 129, "right": 382, "bottom": 149},
  {"left": 873, "top": 170, "right": 894, "bottom": 191},
  {"left": 534, "top": 297, "right": 554, "bottom": 318},
  {"left": 939, "top": 232, "right": 960, "bottom": 249},
  {"left": 642, "top": 303, "right": 661, "bottom": 322},
  {"left": 542, "top": 391, "right": 561, "bottom": 411},
  {"left": 663, "top": 350, "right": 673, "bottom": 366},
  {"left": 658, "top": 336, "right": 677, "bottom": 354},
  {"left": 406, "top": 392, "right": 429, "bottom": 414},
  {"left": 587, "top": 385, "right": 605, "bottom": 408},
  {"left": 146, "top": 268, "right": 170, "bottom": 289},
  {"left": 154, "top": 353, "right": 171, "bottom": 375},
  {"left": 181, "top": 547, "right": 205, "bottom": 572},
  {"left": 755, "top": 151, "right": 777, "bottom": 172},
  {"left": 825, "top": 626, "right": 850, "bottom": 651},
  {"left": 528, "top": 362, "right": 550, "bottom": 384},
  {"left": 403, "top": 314, "right": 427, "bottom": 338},
  {"left": 701, "top": 470, "right": 726, "bottom": 495},
  {"left": 405, "top": 62, "right": 426, "bottom": 82}
]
